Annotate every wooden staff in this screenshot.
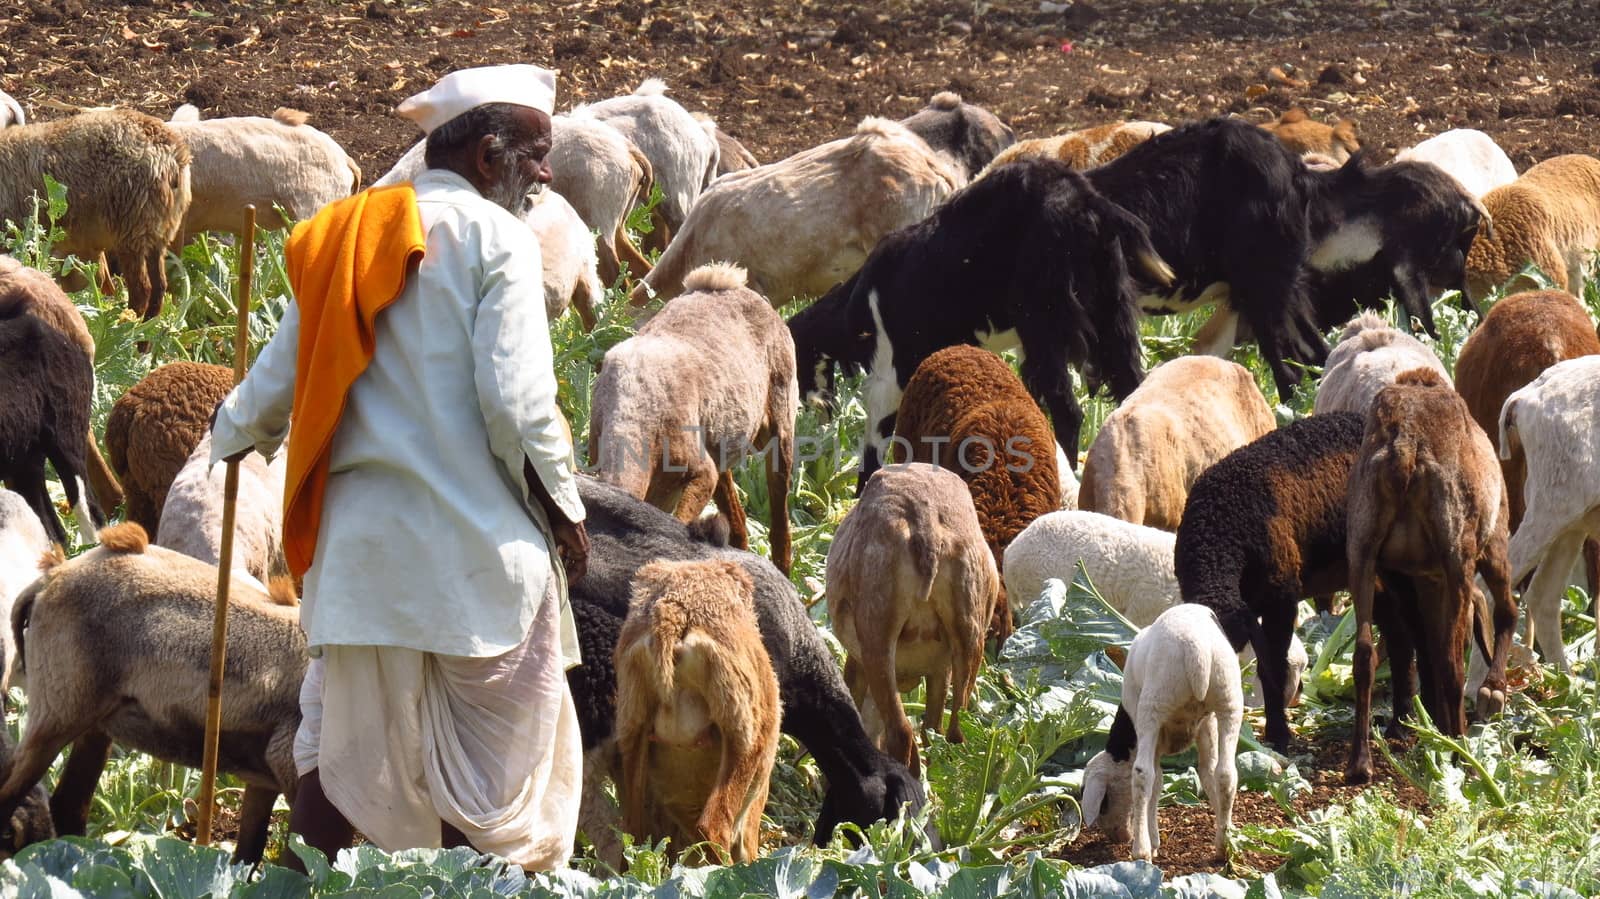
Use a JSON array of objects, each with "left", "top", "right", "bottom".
[{"left": 197, "top": 204, "right": 256, "bottom": 846}]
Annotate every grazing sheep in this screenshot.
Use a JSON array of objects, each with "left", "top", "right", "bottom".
[
  {"left": 897, "top": 91, "right": 1015, "bottom": 180},
  {"left": 167, "top": 106, "right": 360, "bottom": 244},
  {"left": 892, "top": 346, "right": 1061, "bottom": 640},
  {"left": 1174, "top": 412, "right": 1367, "bottom": 750},
  {"left": 0, "top": 523, "right": 303, "bottom": 863},
  {"left": 615, "top": 558, "right": 780, "bottom": 863},
  {"left": 0, "top": 90, "right": 22, "bottom": 127},
  {"left": 105, "top": 361, "right": 236, "bottom": 538},
  {"left": 0, "top": 490, "right": 49, "bottom": 690},
  {"left": 578, "top": 80, "right": 719, "bottom": 249},
  {"left": 0, "top": 257, "right": 122, "bottom": 516},
  {"left": 589, "top": 264, "right": 797, "bottom": 572},
  {"left": 156, "top": 429, "right": 288, "bottom": 587},
  {"left": 1344, "top": 368, "right": 1517, "bottom": 784},
  {"left": 1314, "top": 311, "right": 1450, "bottom": 416},
  {"left": 1002, "top": 510, "right": 1308, "bottom": 708},
  {"left": 1261, "top": 107, "right": 1360, "bottom": 164},
  {"left": 1082, "top": 604, "right": 1243, "bottom": 862},
  {"left": 827, "top": 463, "right": 999, "bottom": 777},
  {"left": 565, "top": 477, "right": 924, "bottom": 850},
  {"left": 632, "top": 117, "right": 963, "bottom": 307},
  {"left": 0, "top": 109, "right": 191, "bottom": 319},
  {"left": 1394, "top": 129, "right": 1518, "bottom": 199},
  {"left": 789, "top": 157, "right": 1168, "bottom": 485},
  {"left": 1079, "top": 357, "right": 1274, "bottom": 531},
  {"left": 984, "top": 120, "right": 1171, "bottom": 171},
  {"left": 1465, "top": 154, "right": 1600, "bottom": 302},
  {"left": 1499, "top": 356, "right": 1600, "bottom": 672},
  {"left": 1455, "top": 290, "right": 1600, "bottom": 592},
  {"left": 0, "top": 266, "right": 99, "bottom": 548}
]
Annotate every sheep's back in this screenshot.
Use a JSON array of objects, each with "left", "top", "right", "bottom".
[{"left": 106, "top": 362, "right": 236, "bottom": 534}]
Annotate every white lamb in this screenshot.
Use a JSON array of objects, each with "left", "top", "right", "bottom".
[
  {"left": 1004, "top": 510, "right": 1306, "bottom": 707},
  {"left": 0, "top": 89, "right": 24, "bottom": 127},
  {"left": 1081, "top": 603, "right": 1243, "bottom": 862},
  {"left": 167, "top": 105, "right": 360, "bottom": 243},
  {"left": 155, "top": 430, "right": 288, "bottom": 590},
  {"left": 0, "top": 488, "right": 51, "bottom": 689},
  {"left": 1498, "top": 355, "right": 1600, "bottom": 671},
  {"left": 1394, "top": 129, "right": 1518, "bottom": 199},
  {"left": 1313, "top": 311, "right": 1451, "bottom": 415}
]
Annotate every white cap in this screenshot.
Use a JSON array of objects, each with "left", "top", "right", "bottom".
[{"left": 397, "top": 64, "right": 556, "bottom": 135}]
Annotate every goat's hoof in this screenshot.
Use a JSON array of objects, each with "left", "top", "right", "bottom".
[
  {"left": 1476, "top": 686, "right": 1506, "bottom": 717},
  {"left": 1383, "top": 720, "right": 1409, "bottom": 740},
  {"left": 1344, "top": 762, "right": 1373, "bottom": 786}
]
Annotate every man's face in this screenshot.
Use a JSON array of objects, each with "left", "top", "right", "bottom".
[{"left": 484, "top": 106, "right": 554, "bottom": 214}]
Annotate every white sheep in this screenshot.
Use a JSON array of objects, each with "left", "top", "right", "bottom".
[
  {"left": 1003, "top": 511, "right": 1306, "bottom": 708},
  {"left": 1394, "top": 129, "right": 1518, "bottom": 199},
  {"left": 167, "top": 106, "right": 360, "bottom": 243},
  {"left": 630, "top": 117, "right": 962, "bottom": 307},
  {"left": 1313, "top": 311, "right": 1451, "bottom": 415},
  {"left": 155, "top": 430, "right": 288, "bottom": 590},
  {"left": 1082, "top": 603, "right": 1243, "bottom": 862},
  {"left": 575, "top": 79, "right": 719, "bottom": 247},
  {"left": 1, "top": 89, "right": 24, "bottom": 127},
  {"left": 0, "top": 489, "right": 51, "bottom": 690},
  {"left": 1499, "top": 355, "right": 1600, "bottom": 671},
  {"left": 375, "top": 145, "right": 603, "bottom": 330}
]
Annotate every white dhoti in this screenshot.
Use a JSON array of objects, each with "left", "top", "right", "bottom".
[{"left": 294, "top": 572, "right": 581, "bottom": 871}]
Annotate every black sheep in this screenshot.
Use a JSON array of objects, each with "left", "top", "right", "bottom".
[
  {"left": 787, "top": 157, "right": 1169, "bottom": 489},
  {"left": 567, "top": 476, "right": 925, "bottom": 845}
]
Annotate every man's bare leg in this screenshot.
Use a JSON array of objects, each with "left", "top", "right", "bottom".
[{"left": 285, "top": 770, "right": 355, "bottom": 871}]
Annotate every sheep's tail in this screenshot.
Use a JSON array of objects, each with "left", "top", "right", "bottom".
[
  {"left": 345, "top": 156, "right": 364, "bottom": 194},
  {"left": 1497, "top": 395, "right": 1520, "bottom": 462},
  {"left": 98, "top": 522, "right": 150, "bottom": 554},
  {"left": 170, "top": 104, "right": 202, "bottom": 123},
  {"left": 267, "top": 574, "right": 301, "bottom": 608},
  {"left": 626, "top": 141, "right": 655, "bottom": 213},
  {"left": 9, "top": 544, "right": 61, "bottom": 681},
  {"left": 648, "top": 598, "right": 688, "bottom": 694},
  {"left": 682, "top": 262, "right": 747, "bottom": 293},
  {"left": 272, "top": 107, "right": 311, "bottom": 127},
  {"left": 634, "top": 78, "right": 669, "bottom": 96}
]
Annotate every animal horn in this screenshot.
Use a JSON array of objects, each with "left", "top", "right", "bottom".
[
  {"left": 1138, "top": 250, "right": 1177, "bottom": 288},
  {"left": 1471, "top": 196, "right": 1495, "bottom": 242}
]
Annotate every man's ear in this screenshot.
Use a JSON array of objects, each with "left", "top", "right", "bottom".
[{"left": 473, "top": 133, "right": 500, "bottom": 184}]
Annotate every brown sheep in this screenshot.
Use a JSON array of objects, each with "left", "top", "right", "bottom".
[
  {"left": 0, "top": 523, "right": 303, "bottom": 863},
  {"left": 1079, "top": 356, "right": 1275, "bottom": 531},
  {"left": 1455, "top": 289, "right": 1600, "bottom": 593},
  {"left": 589, "top": 263, "right": 797, "bottom": 572},
  {"left": 614, "top": 558, "right": 781, "bottom": 864},
  {"left": 892, "top": 345, "right": 1059, "bottom": 641},
  {"left": 983, "top": 120, "right": 1171, "bottom": 172},
  {"left": 1464, "top": 155, "right": 1600, "bottom": 302},
  {"left": 104, "top": 361, "right": 235, "bottom": 538},
  {"left": 826, "top": 463, "right": 998, "bottom": 778},
  {"left": 1260, "top": 107, "right": 1361, "bottom": 163},
  {"left": 0, "top": 110, "right": 191, "bottom": 320},
  {"left": 1344, "top": 368, "right": 1518, "bottom": 784}
]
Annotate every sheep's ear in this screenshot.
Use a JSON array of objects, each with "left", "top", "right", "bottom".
[{"left": 1081, "top": 765, "right": 1107, "bottom": 827}]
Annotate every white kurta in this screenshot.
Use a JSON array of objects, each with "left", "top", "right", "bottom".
[{"left": 211, "top": 168, "right": 585, "bottom": 660}]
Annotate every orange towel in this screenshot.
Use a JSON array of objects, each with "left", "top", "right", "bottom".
[{"left": 281, "top": 184, "right": 426, "bottom": 578}]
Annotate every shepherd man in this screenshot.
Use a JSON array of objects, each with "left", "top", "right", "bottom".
[{"left": 209, "top": 64, "right": 589, "bottom": 871}]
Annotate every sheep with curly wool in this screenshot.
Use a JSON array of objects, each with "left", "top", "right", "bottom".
[
  {"left": 632, "top": 116, "right": 962, "bottom": 307},
  {"left": 983, "top": 120, "right": 1170, "bottom": 172},
  {"left": 589, "top": 263, "right": 797, "bottom": 572},
  {"left": 891, "top": 345, "right": 1060, "bottom": 641},
  {"left": 1081, "top": 603, "right": 1242, "bottom": 862},
  {"left": 1313, "top": 311, "right": 1450, "bottom": 416},
  {"left": 105, "top": 362, "right": 236, "bottom": 538},
  {"left": 1465, "top": 154, "right": 1600, "bottom": 302},
  {"left": 898, "top": 91, "right": 1015, "bottom": 181},
  {"left": 0, "top": 109, "right": 190, "bottom": 319},
  {"left": 1080, "top": 357, "right": 1275, "bottom": 531},
  {"left": 1394, "top": 129, "right": 1518, "bottom": 199},
  {"left": 1499, "top": 355, "right": 1600, "bottom": 672},
  {"left": 156, "top": 429, "right": 289, "bottom": 589},
  {"left": 1260, "top": 107, "right": 1360, "bottom": 164},
  {"left": 577, "top": 79, "right": 719, "bottom": 251},
  {"left": 166, "top": 105, "right": 360, "bottom": 244}
]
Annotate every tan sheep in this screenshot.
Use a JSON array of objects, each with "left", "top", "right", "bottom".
[
  {"left": 983, "top": 120, "right": 1171, "bottom": 172},
  {"left": 1344, "top": 368, "right": 1517, "bottom": 784},
  {"left": 827, "top": 463, "right": 998, "bottom": 777},
  {"left": 105, "top": 361, "right": 236, "bottom": 537},
  {"left": 629, "top": 117, "right": 962, "bottom": 307},
  {"left": 1314, "top": 311, "right": 1450, "bottom": 416},
  {"left": 614, "top": 558, "right": 780, "bottom": 864},
  {"left": 0, "top": 109, "right": 191, "bottom": 319},
  {"left": 1465, "top": 154, "right": 1600, "bottom": 302},
  {"left": 166, "top": 106, "right": 361, "bottom": 244},
  {"left": 1260, "top": 107, "right": 1360, "bottom": 163},
  {"left": 590, "top": 264, "right": 797, "bottom": 572},
  {"left": 1079, "top": 356, "right": 1275, "bottom": 531}
]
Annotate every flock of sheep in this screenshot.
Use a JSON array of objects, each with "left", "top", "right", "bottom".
[{"left": 1, "top": 71, "right": 1599, "bottom": 871}]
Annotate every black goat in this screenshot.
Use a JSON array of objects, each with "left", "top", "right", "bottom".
[
  {"left": 898, "top": 91, "right": 1016, "bottom": 180},
  {"left": 566, "top": 476, "right": 925, "bottom": 846},
  {"left": 788, "top": 158, "right": 1169, "bottom": 488}
]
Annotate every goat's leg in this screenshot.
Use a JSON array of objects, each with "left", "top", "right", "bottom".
[
  {"left": 644, "top": 209, "right": 672, "bottom": 256},
  {"left": 1213, "top": 709, "right": 1242, "bottom": 861},
  {"left": 945, "top": 605, "right": 983, "bottom": 746},
  {"left": 1372, "top": 593, "right": 1416, "bottom": 739},
  {"left": 615, "top": 226, "right": 654, "bottom": 282},
  {"left": 10, "top": 469, "right": 68, "bottom": 548},
  {"left": 1018, "top": 343, "right": 1084, "bottom": 471},
  {"left": 596, "top": 240, "right": 623, "bottom": 290},
  {"left": 47, "top": 729, "right": 112, "bottom": 836},
  {"left": 1524, "top": 531, "right": 1582, "bottom": 672},
  {"left": 233, "top": 786, "right": 279, "bottom": 865},
  {"left": 671, "top": 457, "right": 719, "bottom": 526},
  {"left": 1392, "top": 265, "right": 1438, "bottom": 338},
  {"left": 1195, "top": 712, "right": 1229, "bottom": 861},
  {"left": 143, "top": 249, "right": 168, "bottom": 321},
  {"left": 1434, "top": 570, "right": 1474, "bottom": 735},
  {"left": 617, "top": 726, "right": 652, "bottom": 845},
  {"left": 1346, "top": 559, "right": 1381, "bottom": 785},
  {"left": 1476, "top": 538, "right": 1519, "bottom": 718},
  {"left": 859, "top": 625, "right": 917, "bottom": 776},
  {"left": 1584, "top": 538, "right": 1599, "bottom": 604},
  {"left": 1129, "top": 712, "right": 1162, "bottom": 861},
  {"left": 697, "top": 730, "right": 770, "bottom": 862},
  {"left": 919, "top": 664, "right": 950, "bottom": 742},
  {"left": 858, "top": 367, "right": 904, "bottom": 492},
  {"left": 1252, "top": 599, "right": 1297, "bottom": 751},
  {"left": 709, "top": 470, "right": 749, "bottom": 550},
  {"left": 0, "top": 715, "right": 83, "bottom": 824},
  {"left": 762, "top": 421, "right": 793, "bottom": 574}
]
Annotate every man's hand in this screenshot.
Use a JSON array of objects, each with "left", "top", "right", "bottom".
[
  {"left": 210, "top": 399, "right": 253, "bottom": 465},
  {"left": 552, "top": 518, "right": 589, "bottom": 584}
]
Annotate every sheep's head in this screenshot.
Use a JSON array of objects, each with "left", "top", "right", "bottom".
[
  {"left": 1080, "top": 750, "right": 1133, "bottom": 842},
  {"left": 813, "top": 753, "right": 927, "bottom": 847},
  {"left": 787, "top": 287, "right": 873, "bottom": 416}
]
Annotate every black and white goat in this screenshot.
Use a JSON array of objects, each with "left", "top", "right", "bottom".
[{"left": 787, "top": 158, "right": 1170, "bottom": 487}]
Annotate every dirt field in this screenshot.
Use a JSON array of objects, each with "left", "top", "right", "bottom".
[{"left": 5, "top": 0, "right": 1596, "bottom": 180}]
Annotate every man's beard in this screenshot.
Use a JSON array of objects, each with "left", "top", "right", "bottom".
[{"left": 485, "top": 159, "right": 542, "bottom": 215}]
